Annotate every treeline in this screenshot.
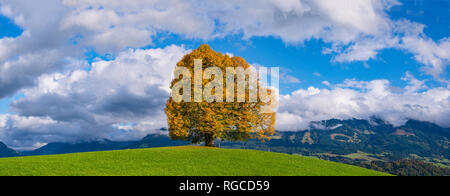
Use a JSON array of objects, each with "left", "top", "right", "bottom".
[
  {"left": 319, "top": 156, "right": 449, "bottom": 176},
  {"left": 361, "top": 159, "right": 450, "bottom": 176}
]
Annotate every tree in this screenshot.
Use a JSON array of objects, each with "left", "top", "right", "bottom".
[{"left": 165, "top": 44, "right": 276, "bottom": 147}]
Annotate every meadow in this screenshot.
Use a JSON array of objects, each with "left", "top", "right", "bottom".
[{"left": 0, "top": 146, "right": 389, "bottom": 176}]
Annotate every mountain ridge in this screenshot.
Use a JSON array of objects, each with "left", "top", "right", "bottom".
[
  {"left": 1, "top": 118, "right": 449, "bottom": 167},
  {"left": 0, "top": 142, "right": 18, "bottom": 158}
]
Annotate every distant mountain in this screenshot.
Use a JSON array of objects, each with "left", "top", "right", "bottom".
[
  {"left": 220, "top": 118, "right": 450, "bottom": 166},
  {"left": 21, "top": 134, "right": 188, "bottom": 156},
  {"left": 2, "top": 118, "right": 449, "bottom": 172},
  {"left": 0, "top": 142, "right": 18, "bottom": 158},
  {"left": 23, "top": 140, "right": 135, "bottom": 156},
  {"left": 106, "top": 118, "right": 448, "bottom": 165},
  {"left": 127, "top": 134, "right": 189, "bottom": 149}
]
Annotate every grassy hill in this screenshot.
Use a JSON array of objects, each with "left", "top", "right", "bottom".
[{"left": 0, "top": 146, "right": 389, "bottom": 176}]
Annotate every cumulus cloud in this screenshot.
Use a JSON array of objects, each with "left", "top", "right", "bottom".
[
  {"left": 321, "top": 81, "right": 331, "bottom": 87},
  {"left": 0, "top": 45, "right": 188, "bottom": 149},
  {"left": 330, "top": 19, "right": 450, "bottom": 79},
  {"left": 276, "top": 73, "right": 450, "bottom": 131},
  {"left": 0, "top": 45, "right": 448, "bottom": 149},
  {"left": 0, "top": 0, "right": 448, "bottom": 100},
  {"left": 284, "top": 75, "right": 301, "bottom": 84},
  {"left": 0, "top": 0, "right": 83, "bottom": 97},
  {"left": 397, "top": 21, "right": 450, "bottom": 79}
]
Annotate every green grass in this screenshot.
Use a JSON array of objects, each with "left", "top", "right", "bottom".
[{"left": 0, "top": 146, "right": 390, "bottom": 176}]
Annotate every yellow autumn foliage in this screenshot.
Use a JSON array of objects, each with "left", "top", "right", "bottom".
[{"left": 165, "top": 44, "right": 276, "bottom": 146}]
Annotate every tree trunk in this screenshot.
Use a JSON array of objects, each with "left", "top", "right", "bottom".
[{"left": 204, "top": 134, "right": 215, "bottom": 147}]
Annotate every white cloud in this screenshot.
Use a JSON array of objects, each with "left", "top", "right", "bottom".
[
  {"left": 0, "top": 45, "right": 448, "bottom": 149},
  {"left": 284, "top": 75, "right": 301, "bottom": 84},
  {"left": 55, "top": 0, "right": 396, "bottom": 46},
  {"left": 276, "top": 73, "right": 450, "bottom": 131},
  {"left": 0, "top": 45, "right": 188, "bottom": 149},
  {"left": 401, "top": 71, "right": 427, "bottom": 94},
  {"left": 321, "top": 81, "right": 331, "bottom": 87},
  {"left": 0, "top": 0, "right": 448, "bottom": 99},
  {"left": 331, "top": 36, "right": 399, "bottom": 62},
  {"left": 400, "top": 36, "right": 450, "bottom": 79},
  {"left": 325, "top": 17, "right": 449, "bottom": 80}
]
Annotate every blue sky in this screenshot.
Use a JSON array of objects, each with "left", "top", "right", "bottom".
[
  {"left": 0, "top": 14, "right": 19, "bottom": 113},
  {"left": 145, "top": 0, "right": 449, "bottom": 93},
  {"left": 0, "top": 0, "right": 449, "bottom": 149},
  {"left": 0, "top": 15, "right": 19, "bottom": 38},
  {"left": 0, "top": 1, "right": 447, "bottom": 96}
]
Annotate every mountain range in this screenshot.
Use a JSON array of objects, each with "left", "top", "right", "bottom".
[
  {"left": 0, "top": 142, "right": 18, "bottom": 158},
  {"left": 1, "top": 118, "right": 449, "bottom": 169},
  {"left": 222, "top": 118, "right": 449, "bottom": 168}
]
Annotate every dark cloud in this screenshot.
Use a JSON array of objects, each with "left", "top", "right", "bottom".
[
  {"left": 11, "top": 92, "right": 95, "bottom": 123},
  {"left": 95, "top": 86, "right": 168, "bottom": 119},
  {"left": 0, "top": 45, "right": 188, "bottom": 149}
]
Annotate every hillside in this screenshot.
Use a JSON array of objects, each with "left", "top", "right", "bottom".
[
  {"left": 0, "top": 146, "right": 388, "bottom": 176},
  {"left": 221, "top": 119, "right": 450, "bottom": 165},
  {"left": 0, "top": 142, "right": 17, "bottom": 158},
  {"left": 1, "top": 118, "right": 448, "bottom": 175}
]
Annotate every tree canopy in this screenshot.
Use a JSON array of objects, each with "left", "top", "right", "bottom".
[{"left": 165, "top": 44, "right": 276, "bottom": 147}]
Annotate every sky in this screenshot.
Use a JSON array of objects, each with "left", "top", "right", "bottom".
[{"left": 0, "top": 0, "right": 449, "bottom": 150}]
